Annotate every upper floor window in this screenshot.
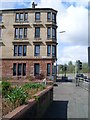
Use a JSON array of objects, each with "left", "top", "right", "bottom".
[
  {"left": 52, "top": 13, "right": 56, "bottom": 23},
  {"left": 52, "top": 28, "right": 56, "bottom": 39},
  {"left": 15, "top": 13, "right": 28, "bottom": 22},
  {"left": 24, "top": 13, "right": 28, "bottom": 21},
  {"left": 47, "top": 45, "right": 51, "bottom": 56},
  {"left": 20, "top": 13, "right": 23, "bottom": 21},
  {"left": 35, "top": 27, "right": 40, "bottom": 38},
  {"left": 47, "top": 27, "right": 51, "bottom": 39},
  {"left": 15, "top": 28, "right": 27, "bottom": 39},
  {"left": 34, "top": 45, "right": 40, "bottom": 56},
  {"left": 0, "top": 15, "right": 2, "bottom": 23},
  {"left": 14, "top": 45, "right": 27, "bottom": 56},
  {"left": 35, "top": 12, "right": 40, "bottom": 21},
  {"left": 52, "top": 45, "right": 56, "bottom": 57},
  {"left": 47, "top": 12, "right": 51, "bottom": 21}
]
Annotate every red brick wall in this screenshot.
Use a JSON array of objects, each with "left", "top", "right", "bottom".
[{"left": 2, "top": 59, "right": 55, "bottom": 79}]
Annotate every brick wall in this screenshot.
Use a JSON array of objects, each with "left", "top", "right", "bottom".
[{"left": 2, "top": 59, "right": 55, "bottom": 79}]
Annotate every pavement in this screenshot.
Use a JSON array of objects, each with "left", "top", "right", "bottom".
[{"left": 42, "top": 81, "right": 88, "bottom": 119}]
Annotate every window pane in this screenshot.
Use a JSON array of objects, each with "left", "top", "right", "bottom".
[
  {"left": 16, "top": 13, "right": 19, "bottom": 21},
  {"left": 19, "top": 28, "right": 23, "bottom": 38},
  {"left": 47, "top": 27, "right": 51, "bottom": 38},
  {"left": 15, "top": 28, "right": 18, "bottom": 38},
  {"left": 24, "top": 13, "right": 28, "bottom": 21},
  {"left": 0, "top": 28, "right": 1, "bottom": 38},
  {"left": 35, "top": 45, "right": 40, "bottom": 56},
  {"left": 52, "top": 63, "right": 55, "bottom": 75},
  {"left": 0, "top": 15, "right": 2, "bottom": 23},
  {"left": 18, "top": 45, "right": 22, "bottom": 56},
  {"left": 23, "top": 45, "right": 26, "bottom": 56},
  {"left": 52, "top": 13, "right": 56, "bottom": 23},
  {"left": 35, "top": 27, "right": 40, "bottom": 38},
  {"left": 23, "top": 63, "right": 26, "bottom": 76},
  {"left": 24, "top": 28, "right": 27, "bottom": 38},
  {"left": 47, "top": 45, "right": 51, "bottom": 56},
  {"left": 52, "top": 28, "right": 56, "bottom": 39},
  {"left": 18, "top": 64, "right": 22, "bottom": 76},
  {"left": 52, "top": 45, "right": 56, "bottom": 57},
  {"left": 35, "top": 12, "right": 40, "bottom": 21},
  {"left": 34, "top": 63, "right": 40, "bottom": 76},
  {"left": 14, "top": 45, "right": 17, "bottom": 56},
  {"left": 47, "top": 63, "right": 51, "bottom": 75},
  {"left": 13, "top": 63, "right": 16, "bottom": 76},
  {"left": 20, "top": 13, "right": 23, "bottom": 21},
  {"left": 47, "top": 12, "right": 51, "bottom": 21}
]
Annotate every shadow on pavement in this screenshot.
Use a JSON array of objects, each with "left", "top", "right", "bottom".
[
  {"left": 56, "top": 79, "right": 72, "bottom": 82},
  {"left": 42, "top": 100, "right": 68, "bottom": 119}
]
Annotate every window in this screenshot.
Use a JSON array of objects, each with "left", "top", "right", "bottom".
[
  {"left": 52, "top": 28, "right": 56, "bottom": 39},
  {"left": 35, "top": 12, "right": 40, "bottom": 21},
  {"left": 0, "top": 28, "right": 1, "bottom": 38},
  {"left": 13, "top": 63, "right": 26, "bottom": 76},
  {"left": 34, "top": 63, "right": 40, "bottom": 76},
  {"left": 18, "top": 63, "right": 22, "bottom": 76},
  {"left": 14, "top": 45, "right": 27, "bottom": 56},
  {"left": 23, "top": 63, "right": 26, "bottom": 76},
  {"left": 24, "top": 28, "right": 27, "bottom": 38},
  {"left": 47, "top": 12, "right": 51, "bottom": 21},
  {"left": 35, "top": 45, "right": 40, "bottom": 56},
  {"left": 23, "top": 45, "right": 26, "bottom": 56},
  {"left": 16, "top": 13, "right": 19, "bottom": 21},
  {"left": 52, "top": 13, "right": 56, "bottom": 23},
  {"left": 15, "top": 13, "right": 28, "bottom": 22},
  {"left": 47, "top": 63, "right": 51, "bottom": 75},
  {"left": 13, "top": 63, "right": 16, "bottom": 76},
  {"left": 47, "top": 45, "right": 51, "bottom": 56},
  {"left": 24, "top": 13, "right": 28, "bottom": 21},
  {"left": 0, "top": 15, "right": 2, "bottom": 23},
  {"left": 19, "top": 28, "right": 23, "bottom": 39},
  {"left": 20, "top": 13, "right": 23, "bottom": 21},
  {"left": 18, "top": 45, "right": 22, "bottom": 56},
  {"left": 35, "top": 27, "right": 40, "bottom": 38},
  {"left": 14, "top": 45, "right": 18, "bottom": 56},
  {"left": 15, "top": 28, "right": 27, "bottom": 39},
  {"left": 15, "top": 28, "right": 18, "bottom": 38},
  {"left": 47, "top": 27, "right": 51, "bottom": 39},
  {"left": 52, "top": 45, "right": 56, "bottom": 57}
]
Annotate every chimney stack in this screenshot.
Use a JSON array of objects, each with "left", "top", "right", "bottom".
[{"left": 32, "top": 2, "right": 37, "bottom": 8}]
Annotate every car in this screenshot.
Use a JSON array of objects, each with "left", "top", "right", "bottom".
[{"left": 76, "top": 74, "right": 87, "bottom": 80}]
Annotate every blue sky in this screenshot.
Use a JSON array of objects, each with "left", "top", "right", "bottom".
[{"left": 0, "top": 0, "right": 89, "bottom": 65}]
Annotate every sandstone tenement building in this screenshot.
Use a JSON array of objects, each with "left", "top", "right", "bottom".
[{"left": 0, "top": 4, "right": 57, "bottom": 79}]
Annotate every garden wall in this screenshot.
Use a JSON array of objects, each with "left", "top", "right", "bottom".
[{"left": 2, "top": 86, "right": 53, "bottom": 120}]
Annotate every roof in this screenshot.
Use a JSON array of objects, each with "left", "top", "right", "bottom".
[{"left": 0, "top": 8, "right": 57, "bottom": 13}]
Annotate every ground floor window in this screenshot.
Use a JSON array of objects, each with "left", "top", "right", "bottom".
[
  {"left": 13, "top": 63, "right": 26, "bottom": 76},
  {"left": 47, "top": 63, "right": 51, "bottom": 76},
  {"left": 34, "top": 63, "right": 40, "bottom": 76}
]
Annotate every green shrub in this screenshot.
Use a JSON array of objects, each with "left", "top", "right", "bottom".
[
  {"left": 7, "top": 87, "right": 28, "bottom": 105},
  {"left": 2, "top": 81, "right": 12, "bottom": 96}
]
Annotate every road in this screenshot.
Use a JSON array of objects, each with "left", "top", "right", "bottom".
[{"left": 43, "top": 82, "right": 88, "bottom": 119}]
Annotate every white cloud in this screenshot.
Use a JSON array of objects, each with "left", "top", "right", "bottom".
[{"left": 58, "top": 45, "right": 88, "bottom": 64}]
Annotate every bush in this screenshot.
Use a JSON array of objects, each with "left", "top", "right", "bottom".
[
  {"left": 2, "top": 81, "right": 12, "bottom": 96},
  {"left": 7, "top": 87, "right": 28, "bottom": 105},
  {"left": 35, "top": 73, "right": 45, "bottom": 80}
]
